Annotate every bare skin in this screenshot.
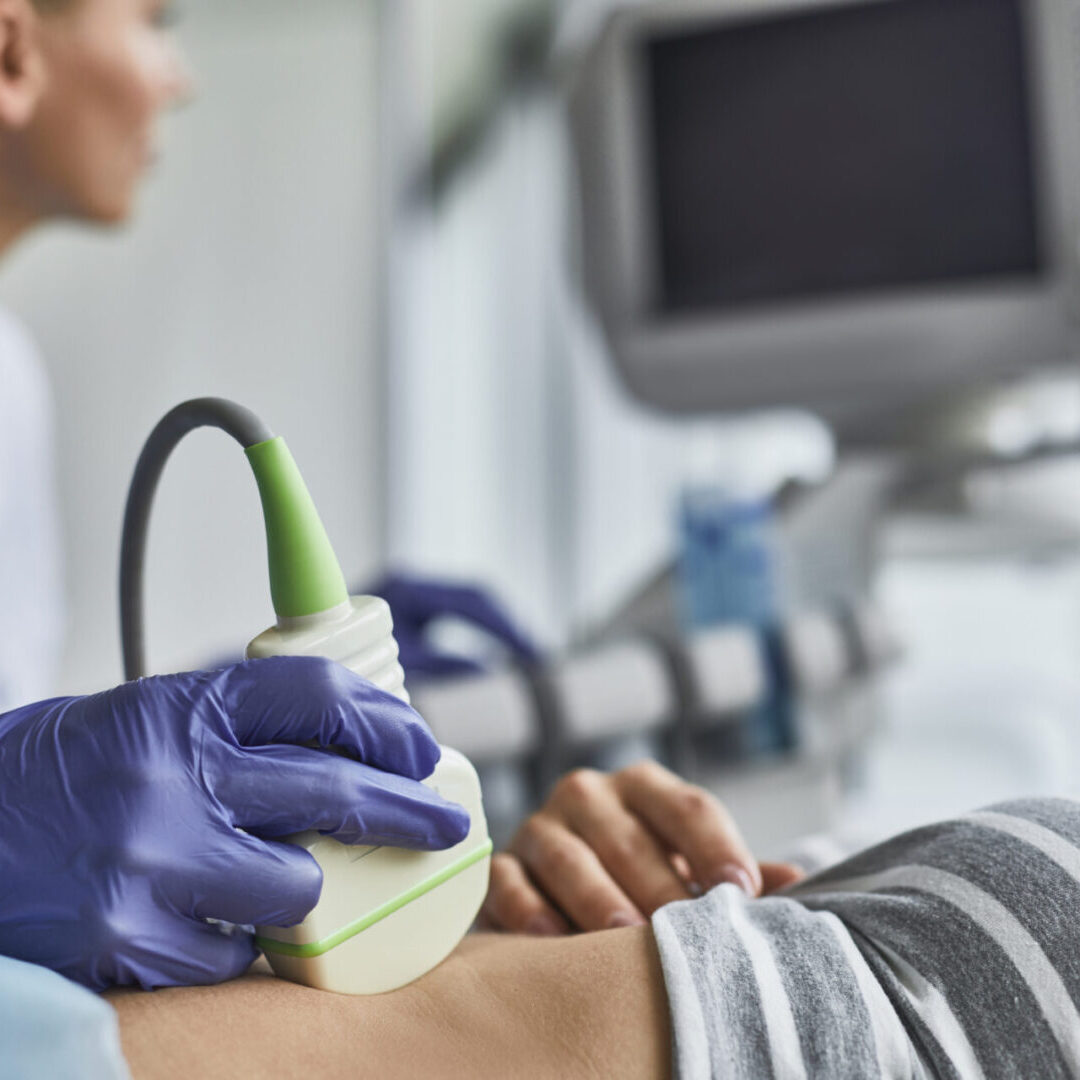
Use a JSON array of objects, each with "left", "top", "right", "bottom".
[{"left": 107, "top": 929, "right": 672, "bottom": 1080}]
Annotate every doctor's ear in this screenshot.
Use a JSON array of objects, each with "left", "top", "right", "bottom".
[{"left": 0, "top": 0, "right": 44, "bottom": 130}]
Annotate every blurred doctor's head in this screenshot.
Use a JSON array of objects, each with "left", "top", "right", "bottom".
[{"left": 0, "top": 0, "right": 190, "bottom": 235}]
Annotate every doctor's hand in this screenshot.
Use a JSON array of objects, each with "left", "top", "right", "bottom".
[
  {"left": 368, "top": 572, "right": 539, "bottom": 682},
  {"left": 479, "top": 761, "right": 803, "bottom": 935},
  {"left": 0, "top": 657, "right": 469, "bottom": 992}
]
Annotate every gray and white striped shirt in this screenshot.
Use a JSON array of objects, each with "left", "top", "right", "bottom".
[{"left": 652, "top": 798, "right": 1080, "bottom": 1079}]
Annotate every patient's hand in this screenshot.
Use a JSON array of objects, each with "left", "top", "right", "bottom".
[{"left": 481, "top": 761, "right": 803, "bottom": 934}]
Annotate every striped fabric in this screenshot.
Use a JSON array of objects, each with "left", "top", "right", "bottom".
[{"left": 652, "top": 798, "right": 1080, "bottom": 1079}]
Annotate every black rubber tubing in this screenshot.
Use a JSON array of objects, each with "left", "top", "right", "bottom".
[{"left": 119, "top": 398, "right": 274, "bottom": 681}]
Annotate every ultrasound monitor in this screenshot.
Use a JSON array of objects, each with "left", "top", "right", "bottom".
[{"left": 569, "top": 0, "right": 1080, "bottom": 444}]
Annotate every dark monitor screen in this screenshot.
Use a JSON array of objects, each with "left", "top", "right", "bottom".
[{"left": 646, "top": 0, "right": 1044, "bottom": 316}]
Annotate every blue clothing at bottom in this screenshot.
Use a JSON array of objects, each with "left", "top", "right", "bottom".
[{"left": 0, "top": 955, "right": 129, "bottom": 1079}]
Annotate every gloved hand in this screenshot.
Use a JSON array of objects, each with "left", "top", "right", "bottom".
[
  {"left": 368, "top": 572, "right": 539, "bottom": 682},
  {"left": 0, "top": 656, "right": 470, "bottom": 992}
]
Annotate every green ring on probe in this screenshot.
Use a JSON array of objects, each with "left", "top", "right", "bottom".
[{"left": 255, "top": 839, "right": 494, "bottom": 959}]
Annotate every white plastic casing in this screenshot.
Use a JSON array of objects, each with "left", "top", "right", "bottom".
[
  {"left": 245, "top": 596, "right": 492, "bottom": 995},
  {"left": 247, "top": 596, "right": 409, "bottom": 702}
]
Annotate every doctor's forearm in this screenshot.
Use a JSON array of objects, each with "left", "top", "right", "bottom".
[{"left": 107, "top": 929, "right": 672, "bottom": 1080}]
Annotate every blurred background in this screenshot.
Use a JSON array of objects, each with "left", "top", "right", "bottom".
[{"left": 8, "top": 0, "right": 1080, "bottom": 859}]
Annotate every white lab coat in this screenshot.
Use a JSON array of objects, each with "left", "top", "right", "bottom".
[
  {"left": 0, "top": 316, "right": 123, "bottom": 1077},
  {"left": 0, "top": 307, "right": 63, "bottom": 710}
]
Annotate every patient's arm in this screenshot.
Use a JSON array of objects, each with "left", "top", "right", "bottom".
[{"left": 106, "top": 928, "right": 671, "bottom": 1080}]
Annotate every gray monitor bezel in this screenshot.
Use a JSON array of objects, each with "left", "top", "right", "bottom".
[{"left": 569, "top": 0, "right": 1080, "bottom": 443}]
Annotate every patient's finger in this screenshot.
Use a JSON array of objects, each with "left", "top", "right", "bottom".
[
  {"left": 672, "top": 853, "right": 796, "bottom": 895},
  {"left": 616, "top": 762, "right": 762, "bottom": 896},
  {"left": 670, "top": 853, "right": 694, "bottom": 884},
  {"left": 761, "top": 862, "right": 805, "bottom": 894},
  {"left": 512, "top": 813, "right": 647, "bottom": 931},
  {"left": 479, "top": 853, "right": 570, "bottom": 936},
  {"left": 553, "top": 769, "right": 693, "bottom": 916}
]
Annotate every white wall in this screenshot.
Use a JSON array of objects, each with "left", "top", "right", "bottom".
[
  {"left": 0, "top": 0, "right": 383, "bottom": 694},
  {"left": 384, "top": 77, "right": 832, "bottom": 648}
]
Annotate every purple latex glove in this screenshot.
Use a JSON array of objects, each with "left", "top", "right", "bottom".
[
  {"left": 0, "top": 656, "right": 469, "bottom": 992},
  {"left": 368, "top": 573, "right": 539, "bottom": 682}
]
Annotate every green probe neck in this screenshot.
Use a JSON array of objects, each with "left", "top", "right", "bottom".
[{"left": 244, "top": 437, "right": 349, "bottom": 620}]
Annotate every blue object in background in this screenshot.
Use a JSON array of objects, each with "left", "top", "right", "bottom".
[
  {"left": 678, "top": 487, "right": 796, "bottom": 756},
  {"left": 679, "top": 490, "right": 780, "bottom": 628}
]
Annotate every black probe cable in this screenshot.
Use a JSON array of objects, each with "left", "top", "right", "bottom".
[
  {"left": 118, "top": 397, "right": 570, "bottom": 793},
  {"left": 119, "top": 398, "right": 273, "bottom": 681}
]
